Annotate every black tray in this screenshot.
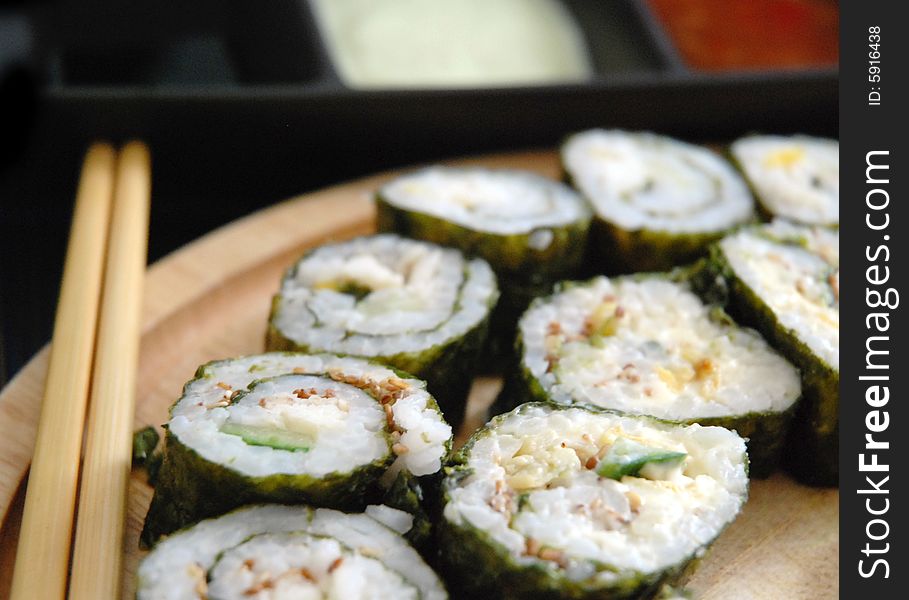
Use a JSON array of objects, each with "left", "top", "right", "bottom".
[{"left": 28, "top": 0, "right": 838, "bottom": 200}]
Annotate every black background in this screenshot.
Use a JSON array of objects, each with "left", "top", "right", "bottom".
[{"left": 840, "top": 1, "right": 905, "bottom": 595}]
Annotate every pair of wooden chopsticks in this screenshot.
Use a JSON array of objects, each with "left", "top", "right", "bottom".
[{"left": 9, "top": 142, "right": 151, "bottom": 600}]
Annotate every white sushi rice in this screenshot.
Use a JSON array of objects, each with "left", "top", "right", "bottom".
[
  {"left": 365, "top": 504, "right": 415, "bottom": 535},
  {"left": 520, "top": 277, "right": 801, "bottom": 419},
  {"left": 137, "top": 504, "right": 447, "bottom": 600},
  {"left": 207, "top": 532, "right": 419, "bottom": 600},
  {"left": 272, "top": 234, "right": 496, "bottom": 355},
  {"left": 444, "top": 405, "right": 747, "bottom": 581},
  {"left": 720, "top": 221, "right": 839, "bottom": 369},
  {"left": 380, "top": 167, "right": 590, "bottom": 236},
  {"left": 731, "top": 135, "right": 839, "bottom": 226},
  {"left": 562, "top": 129, "right": 754, "bottom": 233},
  {"left": 169, "top": 353, "right": 451, "bottom": 480}
]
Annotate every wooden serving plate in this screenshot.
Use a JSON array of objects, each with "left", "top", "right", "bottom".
[{"left": 0, "top": 151, "right": 838, "bottom": 599}]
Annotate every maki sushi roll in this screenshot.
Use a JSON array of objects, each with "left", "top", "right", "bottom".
[
  {"left": 142, "top": 353, "right": 452, "bottom": 544},
  {"left": 708, "top": 221, "right": 839, "bottom": 485},
  {"left": 266, "top": 234, "right": 498, "bottom": 427},
  {"left": 377, "top": 167, "right": 590, "bottom": 285},
  {"left": 440, "top": 403, "right": 748, "bottom": 599},
  {"left": 376, "top": 167, "right": 591, "bottom": 365},
  {"left": 138, "top": 504, "right": 447, "bottom": 600},
  {"left": 562, "top": 129, "right": 754, "bottom": 273},
  {"left": 505, "top": 276, "right": 801, "bottom": 475},
  {"left": 730, "top": 135, "right": 839, "bottom": 226}
]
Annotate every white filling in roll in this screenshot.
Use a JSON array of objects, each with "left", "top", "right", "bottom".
[
  {"left": 731, "top": 135, "right": 839, "bottom": 225},
  {"left": 444, "top": 405, "right": 747, "bottom": 581},
  {"left": 720, "top": 221, "right": 839, "bottom": 369},
  {"left": 272, "top": 235, "right": 496, "bottom": 356},
  {"left": 138, "top": 505, "right": 447, "bottom": 600},
  {"left": 563, "top": 130, "right": 753, "bottom": 233},
  {"left": 207, "top": 532, "right": 419, "bottom": 600},
  {"left": 520, "top": 277, "right": 801, "bottom": 419},
  {"left": 169, "top": 354, "right": 451, "bottom": 480},
  {"left": 380, "top": 167, "right": 590, "bottom": 236}
]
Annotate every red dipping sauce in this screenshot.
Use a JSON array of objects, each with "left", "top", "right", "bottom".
[{"left": 648, "top": 0, "right": 839, "bottom": 71}]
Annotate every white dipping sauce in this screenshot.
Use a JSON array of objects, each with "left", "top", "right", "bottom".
[{"left": 310, "top": 0, "right": 593, "bottom": 88}]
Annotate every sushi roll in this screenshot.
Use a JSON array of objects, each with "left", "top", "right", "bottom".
[
  {"left": 266, "top": 234, "right": 497, "bottom": 427},
  {"left": 138, "top": 504, "right": 447, "bottom": 600},
  {"left": 142, "top": 353, "right": 452, "bottom": 544},
  {"left": 376, "top": 167, "right": 591, "bottom": 366},
  {"left": 562, "top": 129, "right": 754, "bottom": 273},
  {"left": 729, "top": 135, "right": 839, "bottom": 226},
  {"left": 707, "top": 221, "right": 839, "bottom": 485},
  {"left": 504, "top": 275, "right": 801, "bottom": 476},
  {"left": 377, "top": 167, "right": 590, "bottom": 285},
  {"left": 439, "top": 403, "right": 748, "bottom": 599}
]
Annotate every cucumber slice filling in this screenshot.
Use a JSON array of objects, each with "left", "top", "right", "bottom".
[
  {"left": 219, "top": 422, "right": 313, "bottom": 453},
  {"left": 594, "top": 437, "right": 688, "bottom": 481}
]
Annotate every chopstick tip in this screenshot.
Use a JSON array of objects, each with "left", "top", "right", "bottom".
[
  {"left": 121, "top": 140, "right": 151, "bottom": 160},
  {"left": 86, "top": 142, "right": 117, "bottom": 163}
]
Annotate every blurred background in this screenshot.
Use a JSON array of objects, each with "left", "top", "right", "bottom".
[{"left": 0, "top": 0, "right": 838, "bottom": 384}]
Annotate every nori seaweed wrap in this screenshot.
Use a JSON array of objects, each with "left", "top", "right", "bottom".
[{"left": 266, "top": 234, "right": 498, "bottom": 428}]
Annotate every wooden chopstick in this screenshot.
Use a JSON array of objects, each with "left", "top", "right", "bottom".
[
  {"left": 68, "top": 141, "right": 151, "bottom": 600},
  {"left": 9, "top": 144, "right": 117, "bottom": 600}
]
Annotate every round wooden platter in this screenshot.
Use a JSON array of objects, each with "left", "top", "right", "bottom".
[{"left": 0, "top": 150, "right": 838, "bottom": 599}]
